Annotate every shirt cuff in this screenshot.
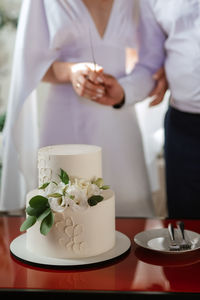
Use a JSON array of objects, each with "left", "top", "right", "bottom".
[{"left": 112, "top": 95, "right": 125, "bottom": 109}]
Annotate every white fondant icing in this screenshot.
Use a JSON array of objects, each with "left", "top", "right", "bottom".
[
  {"left": 38, "top": 144, "right": 102, "bottom": 185},
  {"left": 26, "top": 189, "right": 115, "bottom": 258},
  {"left": 58, "top": 238, "right": 66, "bottom": 247}
]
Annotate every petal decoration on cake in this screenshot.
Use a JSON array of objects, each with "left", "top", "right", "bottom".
[
  {"left": 66, "top": 241, "right": 74, "bottom": 251},
  {"left": 65, "top": 225, "right": 74, "bottom": 237},
  {"left": 55, "top": 221, "right": 65, "bottom": 233},
  {"left": 65, "top": 217, "right": 73, "bottom": 226},
  {"left": 73, "top": 243, "right": 81, "bottom": 253},
  {"left": 74, "top": 224, "right": 83, "bottom": 236},
  {"left": 80, "top": 241, "right": 87, "bottom": 251},
  {"left": 74, "top": 235, "right": 83, "bottom": 243}
]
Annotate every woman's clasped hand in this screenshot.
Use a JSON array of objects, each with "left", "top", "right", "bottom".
[{"left": 69, "top": 62, "right": 125, "bottom": 106}]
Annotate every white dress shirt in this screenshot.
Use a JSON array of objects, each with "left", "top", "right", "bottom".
[{"left": 120, "top": 0, "right": 200, "bottom": 114}]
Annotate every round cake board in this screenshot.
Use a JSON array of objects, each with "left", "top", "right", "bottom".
[{"left": 10, "top": 231, "right": 131, "bottom": 269}]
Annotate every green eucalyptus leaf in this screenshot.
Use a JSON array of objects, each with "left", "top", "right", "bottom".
[
  {"left": 40, "top": 211, "right": 54, "bottom": 235},
  {"left": 88, "top": 197, "right": 97, "bottom": 206},
  {"left": 20, "top": 215, "right": 37, "bottom": 232},
  {"left": 37, "top": 207, "right": 51, "bottom": 222},
  {"left": 39, "top": 182, "right": 50, "bottom": 189},
  {"left": 26, "top": 205, "right": 46, "bottom": 217},
  {"left": 47, "top": 193, "right": 63, "bottom": 198},
  {"left": 59, "top": 168, "right": 69, "bottom": 185},
  {"left": 29, "top": 195, "right": 49, "bottom": 208},
  {"left": 101, "top": 185, "right": 110, "bottom": 190},
  {"left": 88, "top": 195, "right": 104, "bottom": 206}
]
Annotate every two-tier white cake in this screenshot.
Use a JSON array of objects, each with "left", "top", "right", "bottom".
[{"left": 23, "top": 144, "right": 115, "bottom": 259}]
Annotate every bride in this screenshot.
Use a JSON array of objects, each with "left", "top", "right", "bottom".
[{"left": 0, "top": 0, "right": 167, "bottom": 216}]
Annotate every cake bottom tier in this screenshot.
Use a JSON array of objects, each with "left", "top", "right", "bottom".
[{"left": 26, "top": 189, "right": 115, "bottom": 258}]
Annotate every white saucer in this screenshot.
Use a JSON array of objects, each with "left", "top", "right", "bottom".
[
  {"left": 10, "top": 231, "right": 131, "bottom": 268},
  {"left": 134, "top": 228, "right": 200, "bottom": 254}
]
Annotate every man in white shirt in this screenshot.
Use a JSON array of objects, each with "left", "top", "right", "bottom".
[{"left": 106, "top": 0, "right": 200, "bottom": 218}]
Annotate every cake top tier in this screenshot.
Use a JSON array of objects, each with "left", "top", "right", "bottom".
[
  {"left": 39, "top": 144, "right": 102, "bottom": 155},
  {"left": 38, "top": 144, "right": 102, "bottom": 185}
]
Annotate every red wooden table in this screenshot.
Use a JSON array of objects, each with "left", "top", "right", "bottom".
[{"left": 0, "top": 216, "right": 200, "bottom": 298}]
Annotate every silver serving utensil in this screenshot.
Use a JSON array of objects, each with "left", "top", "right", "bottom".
[
  {"left": 176, "top": 221, "right": 192, "bottom": 250},
  {"left": 168, "top": 223, "right": 180, "bottom": 251}
]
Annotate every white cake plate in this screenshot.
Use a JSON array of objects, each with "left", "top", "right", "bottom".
[{"left": 10, "top": 231, "right": 131, "bottom": 268}]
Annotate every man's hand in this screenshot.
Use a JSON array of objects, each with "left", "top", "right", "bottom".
[
  {"left": 149, "top": 66, "right": 168, "bottom": 107},
  {"left": 90, "top": 74, "right": 124, "bottom": 106}
]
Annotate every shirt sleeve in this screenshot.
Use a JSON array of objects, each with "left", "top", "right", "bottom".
[{"left": 119, "top": 0, "right": 166, "bottom": 106}]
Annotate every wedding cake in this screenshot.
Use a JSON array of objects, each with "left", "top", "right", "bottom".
[{"left": 20, "top": 144, "right": 115, "bottom": 258}]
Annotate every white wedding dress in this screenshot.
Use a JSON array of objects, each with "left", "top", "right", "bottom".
[{"left": 0, "top": 0, "right": 155, "bottom": 217}]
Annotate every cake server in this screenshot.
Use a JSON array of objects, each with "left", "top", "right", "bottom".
[{"left": 89, "top": 26, "right": 97, "bottom": 72}]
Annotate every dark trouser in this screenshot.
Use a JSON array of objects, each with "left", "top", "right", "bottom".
[{"left": 164, "top": 106, "right": 200, "bottom": 219}]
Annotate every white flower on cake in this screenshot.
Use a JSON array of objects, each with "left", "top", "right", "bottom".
[{"left": 20, "top": 168, "right": 110, "bottom": 235}]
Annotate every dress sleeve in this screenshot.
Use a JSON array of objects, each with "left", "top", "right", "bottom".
[
  {"left": 0, "top": 0, "right": 58, "bottom": 211},
  {"left": 118, "top": 0, "right": 166, "bottom": 106}
]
